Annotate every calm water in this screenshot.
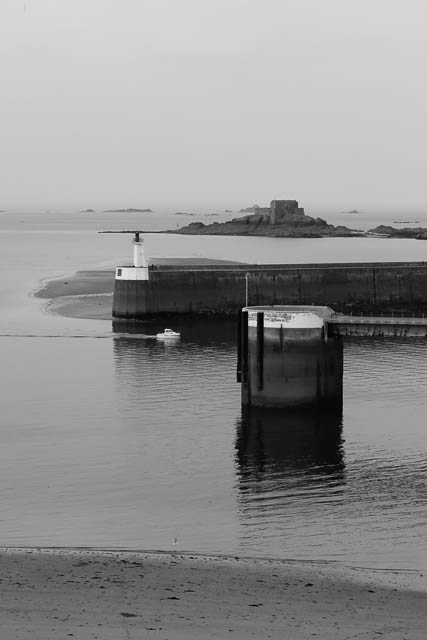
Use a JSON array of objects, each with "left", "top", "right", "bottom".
[{"left": 0, "top": 209, "right": 427, "bottom": 569}]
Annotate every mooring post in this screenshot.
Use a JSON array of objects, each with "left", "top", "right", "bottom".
[
  {"left": 256, "top": 312, "right": 264, "bottom": 391},
  {"left": 323, "top": 321, "right": 329, "bottom": 342},
  {"left": 236, "top": 311, "right": 242, "bottom": 382},
  {"left": 241, "top": 310, "right": 249, "bottom": 383}
]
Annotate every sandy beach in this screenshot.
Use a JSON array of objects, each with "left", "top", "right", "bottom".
[{"left": 0, "top": 548, "right": 425, "bottom": 639}]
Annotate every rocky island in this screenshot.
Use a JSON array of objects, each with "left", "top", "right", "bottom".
[
  {"left": 104, "top": 208, "right": 153, "bottom": 213},
  {"left": 170, "top": 200, "right": 357, "bottom": 238}
]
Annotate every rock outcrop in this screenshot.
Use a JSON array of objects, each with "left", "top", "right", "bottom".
[{"left": 369, "top": 225, "right": 427, "bottom": 239}]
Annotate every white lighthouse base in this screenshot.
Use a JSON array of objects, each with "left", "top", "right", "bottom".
[{"left": 115, "top": 267, "right": 149, "bottom": 281}]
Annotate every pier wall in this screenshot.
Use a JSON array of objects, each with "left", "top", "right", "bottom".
[{"left": 112, "top": 261, "right": 427, "bottom": 319}]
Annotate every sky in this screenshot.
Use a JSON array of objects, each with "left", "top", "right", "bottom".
[{"left": 1, "top": 0, "right": 427, "bottom": 212}]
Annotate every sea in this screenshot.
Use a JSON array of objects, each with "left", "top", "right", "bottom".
[{"left": 1, "top": 207, "right": 427, "bottom": 570}]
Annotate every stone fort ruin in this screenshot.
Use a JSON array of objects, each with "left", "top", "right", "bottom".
[{"left": 247, "top": 200, "right": 306, "bottom": 225}]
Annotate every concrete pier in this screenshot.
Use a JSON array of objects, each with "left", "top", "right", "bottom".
[
  {"left": 238, "top": 306, "right": 343, "bottom": 409},
  {"left": 112, "top": 260, "right": 427, "bottom": 319}
]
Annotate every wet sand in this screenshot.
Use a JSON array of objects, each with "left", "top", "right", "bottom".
[
  {"left": 35, "top": 269, "right": 115, "bottom": 320},
  {"left": 1, "top": 548, "right": 425, "bottom": 639},
  {"left": 36, "top": 269, "right": 116, "bottom": 300}
]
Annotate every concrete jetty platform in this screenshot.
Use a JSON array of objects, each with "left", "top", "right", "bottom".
[
  {"left": 329, "top": 313, "right": 427, "bottom": 337},
  {"left": 238, "top": 305, "right": 427, "bottom": 409},
  {"left": 238, "top": 306, "right": 343, "bottom": 409}
]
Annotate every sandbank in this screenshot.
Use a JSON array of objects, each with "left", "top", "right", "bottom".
[
  {"left": 0, "top": 548, "right": 425, "bottom": 639},
  {"left": 35, "top": 269, "right": 115, "bottom": 320}
]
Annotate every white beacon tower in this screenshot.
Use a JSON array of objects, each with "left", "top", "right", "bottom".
[
  {"left": 132, "top": 231, "right": 147, "bottom": 268},
  {"left": 115, "top": 231, "right": 149, "bottom": 281}
]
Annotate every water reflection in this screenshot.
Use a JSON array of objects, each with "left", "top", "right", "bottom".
[
  {"left": 112, "top": 319, "right": 239, "bottom": 405},
  {"left": 235, "top": 407, "right": 345, "bottom": 504},
  {"left": 234, "top": 408, "right": 346, "bottom": 558},
  {"left": 112, "top": 318, "right": 237, "bottom": 349}
]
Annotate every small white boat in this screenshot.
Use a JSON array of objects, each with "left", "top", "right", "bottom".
[{"left": 156, "top": 328, "right": 181, "bottom": 340}]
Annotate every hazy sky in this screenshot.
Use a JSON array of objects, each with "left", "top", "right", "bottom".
[{"left": 1, "top": 0, "right": 427, "bottom": 211}]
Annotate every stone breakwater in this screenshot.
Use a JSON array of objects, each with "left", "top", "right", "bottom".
[{"left": 112, "top": 261, "right": 427, "bottom": 319}]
